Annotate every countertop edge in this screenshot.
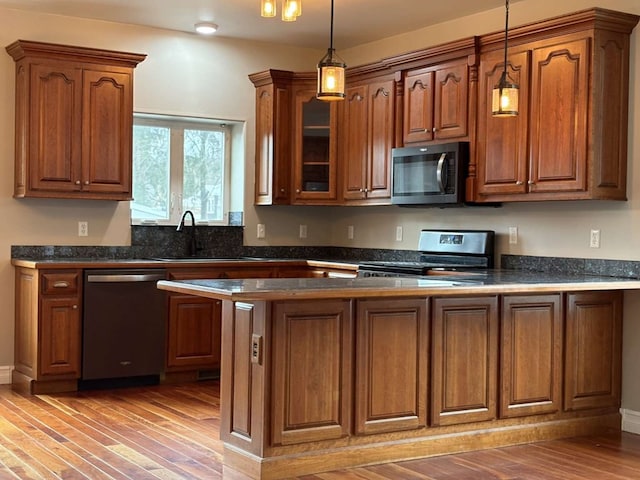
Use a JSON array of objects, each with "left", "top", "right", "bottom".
[{"left": 156, "top": 278, "right": 640, "bottom": 301}]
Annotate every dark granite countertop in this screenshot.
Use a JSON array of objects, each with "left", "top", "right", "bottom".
[{"left": 157, "top": 270, "right": 640, "bottom": 301}]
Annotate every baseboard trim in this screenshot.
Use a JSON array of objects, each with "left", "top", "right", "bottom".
[
  {"left": 0, "top": 366, "right": 13, "bottom": 385},
  {"left": 622, "top": 409, "right": 640, "bottom": 434}
]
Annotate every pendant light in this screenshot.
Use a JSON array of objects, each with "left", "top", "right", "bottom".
[
  {"left": 261, "top": 0, "right": 276, "bottom": 17},
  {"left": 261, "top": 0, "right": 302, "bottom": 21},
  {"left": 317, "top": 0, "right": 346, "bottom": 101},
  {"left": 282, "top": 0, "right": 302, "bottom": 21},
  {"left": 492, "top": 0, "right": 519, "bottom": 116}
]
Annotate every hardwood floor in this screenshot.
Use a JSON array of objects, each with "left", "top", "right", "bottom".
[{"left": 1, "top": 380, "right": 639, "bottom": 479}]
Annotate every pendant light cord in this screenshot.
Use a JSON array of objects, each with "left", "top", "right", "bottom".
[
  {"left": 503, "top": 0, "right": 509, "bottom": 77},
  {"left": 329, "top": 0, "right": 335, "bottom": 52}
]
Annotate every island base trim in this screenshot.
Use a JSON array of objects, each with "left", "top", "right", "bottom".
[{"left": 223, "top": 413, "right": 621, "bottom": 479}]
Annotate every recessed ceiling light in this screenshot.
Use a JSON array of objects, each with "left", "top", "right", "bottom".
[{"left": 195, "top": 22, "right": 218, "bottom": 35}]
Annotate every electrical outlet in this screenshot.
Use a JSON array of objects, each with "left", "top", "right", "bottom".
[
  {"left": 347, "top": 225, "right": 354, "bottom": 240},
  {"left": 78, "top": 221, "right": 88, "bottom": 237},
  {"left": 257, "top": 223, "right": 266, "bottom": 239},
  {"left": 396, "top": 226, "right": 403, "bottom": 242},
  {"left": 508, "top": 226, "right": 518, "bottom": 245},
  {"left": 590, "top": 229, "right": 601, "bottom": 248},
  {"left": 299, "top": 224, "right": 307, "bottom": 239}
]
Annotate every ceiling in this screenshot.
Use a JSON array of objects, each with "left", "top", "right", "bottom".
[{"left": 0, "top": 0, "right": 512, "bottom": 49}]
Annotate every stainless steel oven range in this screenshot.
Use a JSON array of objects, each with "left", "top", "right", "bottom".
[{"left": 358, "top": 229, "right": 494, "bottom": 277}]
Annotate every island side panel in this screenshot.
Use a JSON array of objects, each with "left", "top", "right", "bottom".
[{"left": 220, "top": 300, "right": 269, "bottom": 458}]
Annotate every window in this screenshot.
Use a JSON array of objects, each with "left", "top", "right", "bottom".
[{"left": 131, "top": 113, "right": 231, "bottom": 225}]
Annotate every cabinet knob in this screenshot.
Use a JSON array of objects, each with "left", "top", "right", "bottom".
[
  {"left": 75, "top": 180, "right": 81, "bottom": 185},
  {"left": 516, "top": 181, "right": 523, "bottom": 185},
  {"left": 433, "top": 127, "right": 437, "bottom": 132},
  {"left": 528, "top": 180, "right": 534, "bottom": 185},
  {"left": 84, "top": 181, "right": 90, "bottom": 185},
  {"left": 359, "top": 188, "right": 364, "bottom": 192},
  {"left": 296, "top": 189, "right": 300, "bottom": 193},
  {"left": 72, "top": 305, "right": 78, "bottom": 309},
  {"left": 280, "top": 188, "right": 285, "bottom": 193},
  {"left": 364, "top": 188, "right": 369, "bottom": 193},
  {"left": 423, "top": 128, "right": 431, "bottom": 133}
]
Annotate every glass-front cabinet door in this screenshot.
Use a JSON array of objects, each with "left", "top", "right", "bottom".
[{"left": 292, "top": 88, "right": 338, "bottom": 203}]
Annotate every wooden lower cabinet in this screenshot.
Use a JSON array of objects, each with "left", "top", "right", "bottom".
[
  {"left": 500, "top": 294, "right": 563, "bottom": 418},
  {"left": 431, "top": 296, "right": 498, "bottom": 426},
  {"left": 565, "top": 291, "right": 622, "bottom": 411},
  {"left": 354, "top": 298, "right": 429, "bottom": 434},
  {"left": 218, "top": 291, "right": 625, "bottom": 479},
  {"left": 13, "top": 268, "right": 82, "bottom": 393},
  {"left": 165, "top": 267, "right": 275, "bottom": 376},
  {"left": 271, "top": 299, "right": 353, "bottom": 445},
  {"left": 166, "top": 295, "right": 221, "bottom": 371}
]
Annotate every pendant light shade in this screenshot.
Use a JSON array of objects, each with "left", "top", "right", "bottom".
[
  {"left": 492, "top": 0, "right": 519, "bottom": 116},
  {"left": 317, "top": 0, "right": 346, "bottom": 101},
  {"left": 261, "top": 0, "right": 302, "bottom": 20},
  {"left": 261, "top": 0, "right": 276, "bottom": 17},
  {"left": 282, "top": 0, "right": 302, "bottom": 21}
]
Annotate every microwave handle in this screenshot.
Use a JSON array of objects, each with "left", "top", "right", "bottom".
[{"left": 436, "top": 153, "right": 447, "bottom": 193}]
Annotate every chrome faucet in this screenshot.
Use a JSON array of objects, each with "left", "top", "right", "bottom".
[{"left": 177, "top": 210, "right": 200, "bottom": 257}]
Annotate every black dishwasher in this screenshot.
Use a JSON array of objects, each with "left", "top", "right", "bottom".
[{"left": 82, "top": 269, "right": 167, "bottom": 387}]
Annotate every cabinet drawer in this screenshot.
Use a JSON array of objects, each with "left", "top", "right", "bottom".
[{"left": 41, "top": 271, "right": 80, "bottom": 295}]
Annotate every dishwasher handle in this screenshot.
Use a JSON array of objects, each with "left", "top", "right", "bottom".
[{"left": 86, "top": 273, "right": 166, "bottom": 283}]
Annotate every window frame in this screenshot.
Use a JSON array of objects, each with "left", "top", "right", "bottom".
[{"left": 131, "top": 112, "right": 232, "bottom": 226}]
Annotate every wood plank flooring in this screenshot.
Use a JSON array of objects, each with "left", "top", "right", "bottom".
[{"left": 0, "top": 380, "right": 639, "bottom": 479}]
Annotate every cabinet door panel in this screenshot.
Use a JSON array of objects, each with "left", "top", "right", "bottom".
[
  {"left": 29, "top": 63, "right": 82, "bottom": 192},
  {"left": 367, "top": 80, "right": 394, "bottom": 199},
  {"left": 403, "top": 71, "right": 434, "bottom": 144},
  {"left": 501, "top": 295, "right": 562, "bottom": 418},
  {"left": 40, "top": 297, "right": 81, "bottom": 377},
  {"left": 476, "top": 49, "right": 530, "bottom": 197},
  {"left": 432, "top": 296, "right": 498, "bottom": 426},
  {"left": 355, "top": 298, "right": 428, "bottom": 435},
  {"left": 293, "top": 88, "right": 338, "bottom": 202},
  {"left": 82, "top": 69, "right": 133, "bottom": 194},
  {"left": 529, "top": 39, "right": 589, "bottom": 193},
  {"left": 167, "top": 295, "right": 221, "bottom": 369},
  {"left": 434, "top": 63, "right": 468, "bottom": 140},
  {"left": 341, "top": 85, "right": 369, "bottom": 200},
  {"left": 565, "top": 291, "right": 622, "bottom": 411},
  {"left": 254, "top": 80, "right": 291, "bottom": 205},
  {"left": 271, "top": 300, "right": 352, "bottom": 445}
]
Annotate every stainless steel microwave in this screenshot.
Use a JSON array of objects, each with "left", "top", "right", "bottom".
[{"left": 391, "top": 142, "right": 469, "bottom": 206}]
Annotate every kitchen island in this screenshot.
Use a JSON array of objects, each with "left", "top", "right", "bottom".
[{"left": 157, "top": 272, "right": 640, "bottom": 479}]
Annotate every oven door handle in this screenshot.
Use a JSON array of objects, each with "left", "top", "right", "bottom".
[{"left": 436, "top": 153, "right": 447, "bottom": 193}]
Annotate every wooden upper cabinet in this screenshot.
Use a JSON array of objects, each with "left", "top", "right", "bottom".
[
  {"left": 403, "top": 60, "right": 468, "bottom": 145},
  {"left": 6, "top": 40, "right": 146, "bottom": 200},
  {"left": 249, "top": 70, "right": 293, "bottom": 205},
  {"left": 476, "top": 48, "right": 530, "bottom": 197},
  {"left": 340, "top": 77, "right": 395, "bottom": 203},
  {"left": 472, "top": 10, "right": 638, "bottom": 203},
  {"left": 292, "top": 83, "right": 339, "bottom": 203}
]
